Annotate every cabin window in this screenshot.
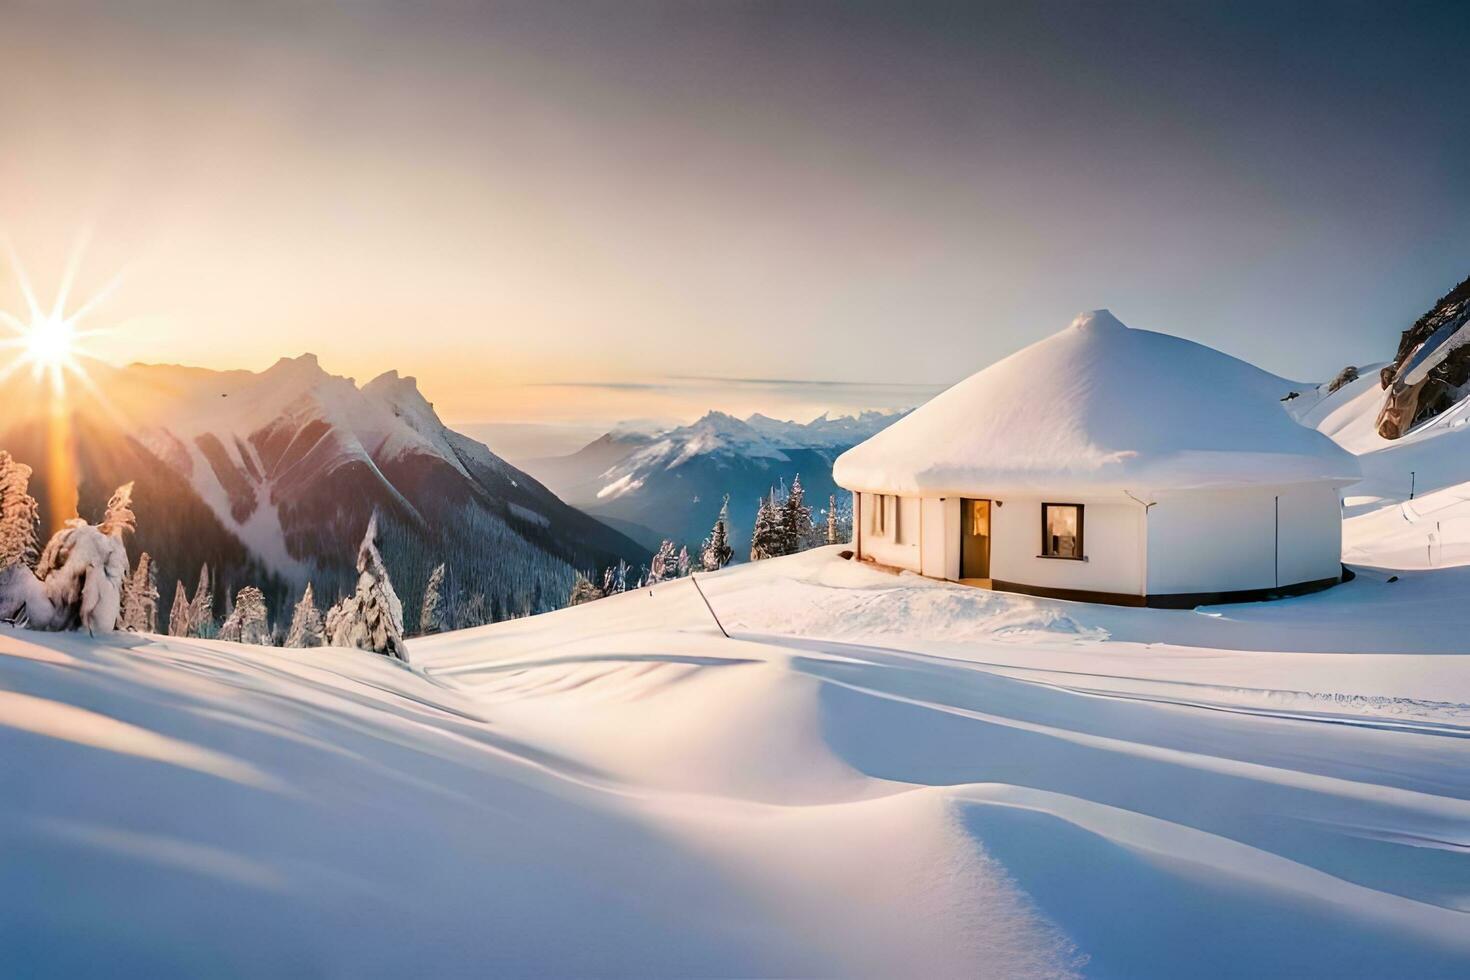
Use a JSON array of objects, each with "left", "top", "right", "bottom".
[{"left": 1041, "top": 503, "right": 1084, "bottom": 559}]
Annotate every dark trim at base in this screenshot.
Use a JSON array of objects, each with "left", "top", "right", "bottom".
[
  {"left": 990, "top": 568, "right": 1349, "bottom": 609},
  {"left": 991, "top": 580, "right": 1146, "bottom": 607}
]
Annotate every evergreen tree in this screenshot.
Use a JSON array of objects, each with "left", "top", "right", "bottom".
[
  {"left": 419, "top": 563, "right": 446, "bottom": 635},
  {"left": 460, "top": 592, "right": 488, "bottom": 628},
  {"left": 782, "top": 474, "right": 813, "bottom": 554},
  {"left": 701, "top": 496, "right": 734, "bottom": 570},
  {"left": 285, "top": 582, "right": 325, "bottom": 648},
  {"left": 647, "top": 540, "right": 678, "bottom": 583},
  {"left": 188, "top": 564, "right": 215, "bottom": 637},
  {"left": 676, "top": 546, "right": 692, "bottom": 578},
  {"left": 99, "top": 481, "right": 137, "bottom": 540},
  {"left": 219, "top": 586, "right": 270, "bottom": 644},
  {"left": 750, "top": 492, "right": 781, "bottom": 560},
  {"left": 122, "top": 553, "right": 159, "bottom": 632},
  {"left": 568, "top": 573, "right": 604, "bottom": 605},
  {"left": 827, "top": 494, "right": 839, "bottom": 545},
  {"left": 0, "top": 451, "right": 40, "bottom": 570},
  {"left": 168, "top": 580, "right": 191, "bottom": 636},
  {"left": 325, "top": 512, "right": 409, "bottom": 661}
]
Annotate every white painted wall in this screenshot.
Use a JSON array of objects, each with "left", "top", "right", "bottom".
[
  {"left": 855, "top": 491, "right": 921, "bottom": 571},
  {"left": 987, "top": 495, "right": 1145, "bottom": 597},
  {"left": 853, "top": 483, "right": 1343, "bottom": 602},
  {"left": 1146, "top": 484, "right": 1342, "bottom": 595},
  {"left": 1273, "top": 483, "right": 1344, "bottom": 586}
]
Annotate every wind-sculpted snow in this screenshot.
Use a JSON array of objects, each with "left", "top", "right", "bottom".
[{"left": 5, "top": 548, "right": 1470, "bottom": 976}]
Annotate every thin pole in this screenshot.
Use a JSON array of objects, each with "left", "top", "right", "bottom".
[{"left": 688, "top": 574, "right": 730, "bottom": 639}]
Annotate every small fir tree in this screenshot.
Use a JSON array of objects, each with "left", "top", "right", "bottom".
[
  {"left": 701, "top": 496, "right": 734, "bottom": 570},
  {"left": 122, "top": 553, "right": 159, "bottom": 632},
  {"left": 419, "top": 563, "right": 447, "bottom": 635},
  {"left": 168, "top": 580, "right": 191, "bottom": 636},
  {"left": 285, "top": 582, "right": 325, "bottom": 648},
  {"left": 0, "top": 451, "right": 40, "bottom": 570},
  {"left": 750, "top": 492, "right": 781, "bottom": 560},
  {"left": 647, "top": 540, "right": 678, "bottom": 583},
  {"left": 219, "top": 586, "right": 270, "bottom": 644},
  {"left": 568, "top": 573, "right": 604, "bottom": 605},
  {"left": 188, "top": 564, "right": 215, "bottom": 637},
  {"left": 782, "top": 474, "right": 813, "bottom": 554},
  {"left": 98, "top": 482, "right": 137, "bottom": 540},
  {"left": 325, "top": 511, "right": 408, "bottom": 661}
]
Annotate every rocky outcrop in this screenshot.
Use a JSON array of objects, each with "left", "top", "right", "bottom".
[{"left": 1376, "top": 274, "right": 1470, "bottom": 439}]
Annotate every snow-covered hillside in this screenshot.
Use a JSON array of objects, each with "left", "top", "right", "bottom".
[
  {"left": 6, "top": 517, "right": 1470, "bottom": 976},
  {"left": 1293, "top": 358, "right": 1470, "bottom": 569}
]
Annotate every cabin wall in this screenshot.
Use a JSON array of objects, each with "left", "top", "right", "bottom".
[
  {"left": 1146, "top": 484, "right": 1342, "bottom": 596},
  {"left": 847, "top": 482, "right": 1344, "bottom": 603},
  {"left": 989, "top": 495, "right": 1145, "bottom": 597},
  {"left": 853, "top": 491, "right": 921, "bottom": 572},
  {"left": 1275, "top": 483, "right": 1343, "bottom": 586},
  {"left": 920, "top": 498, "right": 948, "bottom": 578}
]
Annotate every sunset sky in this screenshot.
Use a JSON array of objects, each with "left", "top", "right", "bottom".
[{"left": 2, "top": 1, "right": 1467, "bottom": 428}]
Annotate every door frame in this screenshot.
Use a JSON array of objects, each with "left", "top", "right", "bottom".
[{"left": 959, "top": 497, "right": 992, "bottom": 583}]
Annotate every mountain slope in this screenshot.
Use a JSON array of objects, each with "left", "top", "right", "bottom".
[
  {"left": 0, "top": 356, "right": 646, "bottom": 627},
  {"left": 523, "top": 410, "right": 906, "bottom": 555}
]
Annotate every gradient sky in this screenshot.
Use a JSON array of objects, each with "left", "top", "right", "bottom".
[{"left": 2, "top": 1, "right": 1467, "bottom": 427}]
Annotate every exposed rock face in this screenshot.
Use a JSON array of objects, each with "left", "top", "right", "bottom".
[
  {"left": 1326, "top": 365, "right": 1359, "bottom": 394},
  {"left": 1376, "top": 274, "right": 1470, "bottom": 439}
]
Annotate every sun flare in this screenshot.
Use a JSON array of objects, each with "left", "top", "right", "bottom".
[
  {"left": 21, "top": 314, "right": 78, "bottom": 371},
  {"left": 1, "top": 236, "right": 122, "bottom": 397}
]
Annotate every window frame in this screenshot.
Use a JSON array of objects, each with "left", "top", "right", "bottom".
[{"left": 1039, "top": 502, "right": 1085, "bottom": 560}]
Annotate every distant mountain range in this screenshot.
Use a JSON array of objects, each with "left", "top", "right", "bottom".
[
  {"left": 1, "top": 355, "right": 646, "bottom": 629},
  {"left": 521, "top": 410, "right": 908, "bottom": 555}
]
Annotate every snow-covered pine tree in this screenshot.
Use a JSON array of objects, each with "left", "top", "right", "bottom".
[
  {"left": 568, "top": 573, "right": 604, "bottom": 605},
  {"left": 647, "top": 540, "right": 677, "bottom": 583},
  {"left": 219, "top": 586, "right": 270, "bottom": 644},
  {"left": 324, "top": 511, "right": 409, "bottom": 661},
  {"left": 188, "top": 564, "right": 214, "bottom": 637},
  {"left": 419, "top": 563, "right": 446, "bottom": 635},
  {"left": 701, "top": 495, "right": 734, "bottom": 570},
  {"left": 782, "top": 474, "right": 813, "bottom": 554},
  {"left": 285, "top": 582, "right": 325, "bottom": 647},
  {"left": 122, "top": 553, "right": 159, "bottom": 632},
  {"left": 0, "top": 519, "right": 128, "bottom": 633},
  {"left": 827, "top": 494, "right": 839, "bottom": 545},
  {"left": 168, "top": 580, "right": 190, "bottom": 636},
  {"left": 98, "top": 481, "right": 136, "bottom": 540},
  {"left": 750, "top": 492, "right": 781, "bottom": 560},
  {"left": 676, "top": 546, "right": 692, "bottom": 578},
  {"left": 0, "top": 451, "right": 40, "bottom": 570}
]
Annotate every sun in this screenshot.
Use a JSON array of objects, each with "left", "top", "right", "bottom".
[
  {"left": 1, "top": 235, "right": 122, "bottom": 395},
  {"left": 21, "top": 314, "right": 78, "bottom": 371}
]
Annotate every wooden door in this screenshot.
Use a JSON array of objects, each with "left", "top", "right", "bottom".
[{"left": 961, "top": 499, "right": 991, "bottom": 579}]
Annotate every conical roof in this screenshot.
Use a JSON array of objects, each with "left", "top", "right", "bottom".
[{"left": 834, "top": 310, "right": 1359, "bottom": 497}]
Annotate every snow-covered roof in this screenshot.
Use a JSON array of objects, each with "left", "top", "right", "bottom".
[{"left": 834, "top": 310, "right": 1361, "bottom": 498}]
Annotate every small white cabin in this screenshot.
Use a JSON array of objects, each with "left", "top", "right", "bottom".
[{"left": 834, "top": 310, "right": 1361, "bottom": 606}]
